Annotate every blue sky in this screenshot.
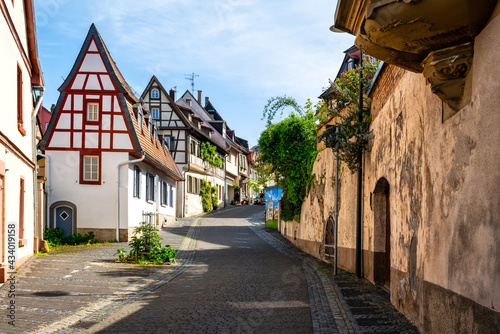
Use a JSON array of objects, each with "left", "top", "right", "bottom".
[{"left": 34, "top": 0, "right": 354, "bottom": 147}]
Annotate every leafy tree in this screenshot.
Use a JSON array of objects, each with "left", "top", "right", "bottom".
[
  {"left": 258, "top": 100, "right": 318, "bottom": 221},
  {"left": 317, "top": 59, "right": 379, "bottom": 173}
]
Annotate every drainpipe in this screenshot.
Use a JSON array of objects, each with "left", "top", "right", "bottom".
[
  {"left": 117, "top": 153, "right": 145, "bottom": 242},
  {"left": 334, "top": 126, "right": 339, "bottom": 276},
  {"left": 355, "top": 51, "right": 364, "bottom": 278},
  {"left": 37, "top": 151, "right": 49, "bottom": 230},
  {"left": 32, "top": 86, "right": 44, "bottom": 252}
]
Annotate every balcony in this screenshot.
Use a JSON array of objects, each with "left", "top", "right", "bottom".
[{"left": 190, "top": 154, "right": 225, "bottom": 179}]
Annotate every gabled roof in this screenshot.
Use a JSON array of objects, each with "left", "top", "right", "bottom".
[
  {"left": 25, "top": 0, "right": 43, "bottom": 86},
  {"left": 58, "top": 24, "right": 138, "bottom": 103},
  {"left": 205, "top": 100, "right": 223, "bottom": 121}
]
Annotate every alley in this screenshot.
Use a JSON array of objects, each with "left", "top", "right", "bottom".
[{"left": 0, "top": 206, "right": 418, "bottom": 334}]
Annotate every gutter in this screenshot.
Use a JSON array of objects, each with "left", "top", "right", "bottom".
[
  {"left": 31, "top": 86, "right": 44, "bottom": 252},
  {"left": 117, "top": 153, "right": 145, "bottom": 241}
]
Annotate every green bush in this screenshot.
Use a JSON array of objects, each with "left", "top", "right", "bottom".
[
  {"left": 200, "top": 180, "right": 212, "bottom": 212},
  {"left": 211, "top": 186, "right": 218, "bottom": 210},
  {"left": 44, "top": 228, "right": 96, "bottom": 247},
  {"left": 114, "top": 222, "right": 177, "bottom": 264}
]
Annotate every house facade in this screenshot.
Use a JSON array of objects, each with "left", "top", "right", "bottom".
[
  {"left": 39, "top": 25, "right": 182, "bottom": 241},
  {"left": 142, "top": 80, "right": 227, "bottom": 217},
  {"left": 0, "top": 0, "right": 44, "bottom": 282},
  {"left": 280, "top": 2, "right": 500, "bottom": 333}
]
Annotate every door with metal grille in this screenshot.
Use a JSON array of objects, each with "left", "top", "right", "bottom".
[
  {"left": 324, "top": 216, "right": 335, "bottom": 262},
  {"left": 55, "top": 206, "right": 73, "bottom": 235}
]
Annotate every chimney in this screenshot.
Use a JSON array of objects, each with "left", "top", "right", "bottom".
[
  {"left": 205, "top": 96, "right": 209, "bottom": 106},
  {"left": 169, "top": 89, "right": 176, "bottom": 100},
  {"left": 197, "top": 90, "right": 202, "bottom": 104}
]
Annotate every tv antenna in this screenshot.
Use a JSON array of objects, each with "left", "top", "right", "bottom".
[{"left": 185, "top": 72, "right": 199, "bottom": 93}]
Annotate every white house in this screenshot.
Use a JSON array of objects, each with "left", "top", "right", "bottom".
[
  {"left": 0, "top": 0, "right": 44, "bottom": 282},
  {"left": 39, "top": 24, "right": 182, "bottom": 241}
]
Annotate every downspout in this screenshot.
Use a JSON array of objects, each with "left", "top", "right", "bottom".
[
  {"left": 37, "top": 151, "right": 49, "bottom": 230},
  {"left": 117, "top": 153, "right": 145, "bottom": 242},
  {"left": 334, "top": 126, "right": 339, "bottom": 276},
  {"left": 32, "top": 86, "right": 44, "bottom": 253}
]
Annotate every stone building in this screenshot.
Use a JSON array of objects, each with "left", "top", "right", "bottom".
[{"left": 280, "top": 1, "right": 500, "bottom": 333}]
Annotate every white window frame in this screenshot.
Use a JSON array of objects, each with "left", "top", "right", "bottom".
[
  {"left": 87, "top": 103, "right": 99, "bottom": 122},
  {"left": 151, "top": 89, "right": 159, "bottom": 99},
  {"left": 83, "top": 155, "right": 99, "bottom": 181},
  {"left": 151, "top": 108, "right": 160, "bottom": 119}
]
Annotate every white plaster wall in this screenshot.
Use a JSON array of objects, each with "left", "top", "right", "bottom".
[
  {"left": 47, "top": 150, "right": 127, "bottom": 230},
  {"left": 184, "top": 170, "right": 225, "bottom": 217},
  {"left": 0, "top": 145, "right": 35, "bottom": 263},
  {"left": 127, "top": 162, "right": 177, "bottom": 227},
  {"left": 0, "top": 16, "right": 34, "bottom": 155}
]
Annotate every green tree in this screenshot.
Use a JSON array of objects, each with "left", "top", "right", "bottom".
[
  {"left": 200, "top": 180, "right": 212, "bottom": 212},
  {"left": 258, "top": 100, "right": 318, "bottom": 221}
]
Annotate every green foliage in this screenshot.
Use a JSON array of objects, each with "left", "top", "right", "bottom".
[
  {"left": 200, "top": 142, "right": 223, "bottom": 168},
  {"left": 211, "top": 186, "right": 219, "bottom": 210},
  {"left": 44, "top": 228, "right": 96, "bottom": 247},
  {"left": 115, "top": 222, "right": 176, "bottom": 264},
  {"left": 252, "top": 155, "right": 274, "bottom": 188},
  {"left": 265, "top": 219, "right": 278, "bottom": 229},
  {"left": 262, "top": 95, "right": 304, "bottom": 124},
  {"left": 231, "top": 200, "right": 235, "bottom": 205},
  {"left": 259, "top": 102, "right": 318, "bottom": 221},
  {"left": 317, "top": 59, "right": 379, "bottom": 173},
  {"left": 200, "top": 180, "right": 212, "bottom": 212}
]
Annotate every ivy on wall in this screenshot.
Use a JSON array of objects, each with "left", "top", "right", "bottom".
[{"left": 201, "top": 142, "right": 223, "bottom": 168}]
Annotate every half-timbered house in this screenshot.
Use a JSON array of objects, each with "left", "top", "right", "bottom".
[
  {"left": 39, "top": 25, "right": 182, "bottom": 241},
  {"left": 142, "top": 78, "right": 227, "bottom": 217}
]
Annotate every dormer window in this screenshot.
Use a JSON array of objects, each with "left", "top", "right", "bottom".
[
  {"left": 151, "top": 89, "right": 159, "bottom": 99},
  {"left": 87, "top": 102, "right": 99, "bottom": 121},
  {"left": 151, "top": 107, "right": 159, "bottom": 119},
  {"left": 186, "top": 99, "right": 192, "bottom": 106}
]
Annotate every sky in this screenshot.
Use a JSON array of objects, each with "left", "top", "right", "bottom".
[{"left": 34, "top": 0, "right": 355, "bottom": 147}]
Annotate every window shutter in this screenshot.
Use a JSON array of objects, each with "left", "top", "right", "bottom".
[
  {"left": 146, "top": 172, "right": 150, "bottom": 201},
  {"left": 138, "top": 169, "right": 142, "bottom": 199},
  {"left": 170, "top": 136, "right": 176, "bottom": 151},
  {"left": 133, "top": 167, "right": 137, "bottom": 197},
  {"left": 153, "top": 175, "right": 158, "bottom": 202},
  {"left": 160, "top": 180, "right": 163, "bottom": 204},
  {"left": 170, "top": 184, "right": 174, "bottom": 207}
]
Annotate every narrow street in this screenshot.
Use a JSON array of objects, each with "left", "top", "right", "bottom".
[{"left": 0, "top": 206, "right": 418, "bottom": 334}]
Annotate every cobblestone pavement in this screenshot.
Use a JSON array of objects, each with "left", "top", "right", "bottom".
[{"left": 0, "top": 205, "right": 419, "bottom": 333}]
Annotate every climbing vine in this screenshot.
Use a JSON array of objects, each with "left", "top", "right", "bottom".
[
  {"left": 200, "top": 142, "right": 223, "bottom": 168},
  {"left": 317, "top": 59, "right": 379, "bottom": 173},
  {"left": 259, "top": 99, "right": 318, "bottom": 221}
]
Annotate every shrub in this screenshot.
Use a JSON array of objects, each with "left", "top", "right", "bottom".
[
  {"left": 211, "top": 186, "right": 219, "bottom": 210},
  {"left": 115, "top": 222, "right": 177, "bottom": 264},
  {"left": 200, "top": 180, "right": 212, "bottom": 212},
  {"left": 43, "top": 228, "right": 96, "bottom": 247}
]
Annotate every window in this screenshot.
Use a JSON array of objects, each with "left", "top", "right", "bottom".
[
  {"left": 17, "top": 64, "right": 25, "bottom": 135},
  {"left": 169, "top": 184, "right": 174, "bottom": 207},
  {"left": 146, "top": 173, "right": 156, "bottom": 202},
  {"left": 151, "top": 89, "right": 159, "bottom": 99},
  {"left": 151, "top": 108, "right": 159, "bottom": 119},
  {"left": 83, "top": 156, "right": 99, "bottom": 181},
  {"left": 161, "top": 181, "right": 168, "bottom": 206},
  {"left": 165, "top": 136, "right": 175, "bottom": 151},
  {"left": 133, "top": 166, "right": 141, "bottom": 198},
  {"left": 87, "top": 103, "right": 99, "bottom": 121}
]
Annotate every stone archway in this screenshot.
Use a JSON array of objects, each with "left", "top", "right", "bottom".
[
  {"left": 324, "top": 216, "right": 335, "bottom": 263},
  {"left": 49, "top": 201, "right": 77, "bottom": 235},
  {"left": 373, "top": 178, "right": 391, "bottom": 287}
]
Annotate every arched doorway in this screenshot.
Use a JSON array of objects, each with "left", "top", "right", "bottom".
[
  {"left": 373, "top": 178, "right": 390, "bottom": 287},
  {"left": 49, "top": 201, "right": 77, "bottom": 236},
  {"left": 324, "top": 216, "right": 335, "bottom": 263}
]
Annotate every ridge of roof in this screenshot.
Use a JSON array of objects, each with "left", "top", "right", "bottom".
[{"left": 58, "top": 24, "right": 138, "bottom": 103}]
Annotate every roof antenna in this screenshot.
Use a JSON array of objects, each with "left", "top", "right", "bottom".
[{"left": 184, "top": 72, "right": 199, "bottom": 93}]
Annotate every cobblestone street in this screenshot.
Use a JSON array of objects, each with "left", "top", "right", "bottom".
[{"left": 0, "top": 206, "right": 418, "bottom": 333}]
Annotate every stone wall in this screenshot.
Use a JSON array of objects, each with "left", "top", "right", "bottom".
[
  {"left": 282, "top": 10, "right": 500, "bottom": 332},
  {"left": 77, "top": 228, "right": 135, "bottom": 242}
]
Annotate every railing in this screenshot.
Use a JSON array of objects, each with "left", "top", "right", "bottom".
[{"left": 190, "top": 154, "right": 225, "bottom": 179}]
